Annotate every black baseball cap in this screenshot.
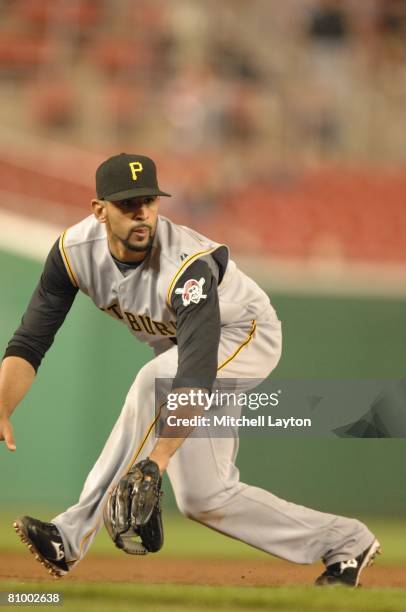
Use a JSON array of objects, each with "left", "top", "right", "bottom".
[{"left": 96, "top": 153, "right": 171, "bottom": 201}]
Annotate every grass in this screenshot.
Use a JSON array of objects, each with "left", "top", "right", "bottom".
[{"left": 1, "top": 512, "right": 405, "bottom": 611}]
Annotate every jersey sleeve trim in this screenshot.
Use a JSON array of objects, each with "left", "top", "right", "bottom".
[
  {"left": 59, "top": 230, "right": 79, "bottom": 287},
  {"left": 3, "top": 345, "right": 41, "bottom": 371},
  {"left": 217, "top": 319, "right": 257, "bottom": 371},
  {"left": 166, "top": 247, "right": 219, "bottom": 307}
]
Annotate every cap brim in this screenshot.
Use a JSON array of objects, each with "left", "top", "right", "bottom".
[{"left": 104, "top": 187, "right": 171, "bottom": 201}]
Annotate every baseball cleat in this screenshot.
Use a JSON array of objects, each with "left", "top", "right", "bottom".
[
  {"left": 315, "top": 538, "right": 381, "bottom": 587},
  {"left": 13, "top": 516, "right": 69, "bottom": 578}
]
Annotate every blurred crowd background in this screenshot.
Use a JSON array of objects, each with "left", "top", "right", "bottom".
[{"left": 0, "top": 0, "right": 406, "bottom": 271}]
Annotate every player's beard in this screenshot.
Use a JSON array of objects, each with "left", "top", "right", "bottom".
[{"left": 120, "top": 225, "right": 154, "bottom": 253}]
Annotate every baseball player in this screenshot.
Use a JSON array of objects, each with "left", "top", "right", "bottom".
[{"left": 0, "top": 153, "right": 380, "bottom": 586}]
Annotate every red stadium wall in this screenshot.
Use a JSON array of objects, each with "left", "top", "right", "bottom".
[{"left": 0, "top": 155, "right": 405, "bottom": 264}]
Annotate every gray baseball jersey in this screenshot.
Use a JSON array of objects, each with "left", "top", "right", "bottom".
[{"left": 59, "top": 213, "right": 273, "bottom": 350}]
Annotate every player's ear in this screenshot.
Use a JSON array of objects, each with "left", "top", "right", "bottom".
[{"left": 92, "top": 199, "right": 107, "bottom": 223}]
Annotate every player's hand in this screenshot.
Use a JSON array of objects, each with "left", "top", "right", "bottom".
[{"left": 0, "top": 416, "right": 16, "bottom": 451}]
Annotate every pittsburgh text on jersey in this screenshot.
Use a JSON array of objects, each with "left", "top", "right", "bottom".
[{"left": 101, "top": 302, "right": 177, "bottom": 337}]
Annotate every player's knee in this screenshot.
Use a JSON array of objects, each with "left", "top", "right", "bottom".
[
  {"left": 135, "top": 360, "right": 156, "bottom": 390},
  {"left": 128, "top": 358, "right": 173, "bottom": 405},
  {"left": 174, "top": 485, "right": 236, "bottom": 521},
  {"left": 126, "top": 361, "right": 158, "bottom": 404},
  {"left": 175, "top": 490, "right": 216, "bottom": 519}
]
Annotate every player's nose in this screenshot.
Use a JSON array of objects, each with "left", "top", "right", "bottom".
[{"left": 132, "top": 204, "right": 148, "bottom": 220}]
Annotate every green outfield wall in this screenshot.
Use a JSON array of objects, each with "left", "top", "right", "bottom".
[{"left": 1, "top": 249, "right": 406, "bottom": 515}]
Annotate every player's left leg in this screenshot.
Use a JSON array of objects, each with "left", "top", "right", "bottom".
[
  {"left": 167, "top": 433, "right": 377, "bottom": 567},
  {"left": 166, "top": 315, "right": 379, "bottom": 584}
]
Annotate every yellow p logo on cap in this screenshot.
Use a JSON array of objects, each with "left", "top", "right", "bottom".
[{"left": 129, "top": 161, "right": 143, "bottom": 181}]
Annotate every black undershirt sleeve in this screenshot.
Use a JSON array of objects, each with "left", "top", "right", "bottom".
[
  {"left": 3, "top": 238, "right": 78, "bottom": 371},
  {"left": 171, "top": 259, "right": 220, "bottom": 391}
]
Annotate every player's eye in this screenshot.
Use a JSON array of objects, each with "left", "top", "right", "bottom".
[
  {"left": 116, "top": 196, "right": 156, "bottom": 209},
  {"left": 117, "top": 199, "right": 137, "bottom": 210}
]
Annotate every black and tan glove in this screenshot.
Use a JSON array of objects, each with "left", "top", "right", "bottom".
[{"left": 103, "top": 458, "right": 163, "bottom": 555}]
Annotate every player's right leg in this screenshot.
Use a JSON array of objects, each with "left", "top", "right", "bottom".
[
  {"left": 13, "top": 516, "right": 69, "bottom": 578},
  {"left": 13, "top": 346, "right": 178, "bottom": 575}
]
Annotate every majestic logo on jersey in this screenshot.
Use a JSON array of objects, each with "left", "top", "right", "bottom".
[
  {"left": 129, "top": 161, "right": 143, "bottom": 181},
  {"left": 175, "top": 277, "right": 207, "bottom": 307}
]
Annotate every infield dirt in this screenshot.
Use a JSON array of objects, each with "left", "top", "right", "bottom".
[{"left": 1, "top": 553, "right": 405, "bottom": 588}]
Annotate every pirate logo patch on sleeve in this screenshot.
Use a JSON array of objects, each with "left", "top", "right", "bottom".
[{"left": 175, "top": 277, "right": 207, "bottom": 307}]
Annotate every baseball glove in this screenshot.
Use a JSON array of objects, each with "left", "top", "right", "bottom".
[{"left": 103, "top": 458, "right": 163, "bottom": 555}]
